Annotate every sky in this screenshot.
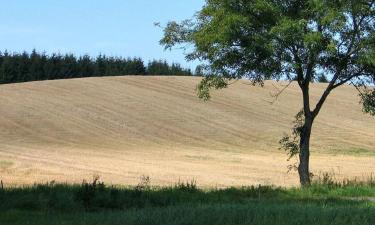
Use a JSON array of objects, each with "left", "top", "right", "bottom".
[{"left": 0, "top": 0, "right": 205, "bottom": 69}]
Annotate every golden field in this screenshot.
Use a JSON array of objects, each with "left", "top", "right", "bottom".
[{"left": 0, "top": 76, "right": 374, "bottom": 187}]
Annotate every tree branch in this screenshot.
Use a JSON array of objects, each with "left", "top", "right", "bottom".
[
  {"left": 268, "top": 80, "right": 293, "bottom": 104},
  {"left": 311, "top": 73, "right": 340, "bottom": 118},
  {"left": 332, "top": 74, "right": 360, "bottom": 89},
  {"left": 351, "top": 81, "right": 367, "bottom": 98}
]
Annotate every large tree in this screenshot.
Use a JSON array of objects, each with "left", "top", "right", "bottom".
[{"left": 160, "top": 0, "right": 375, "bottom": 186}]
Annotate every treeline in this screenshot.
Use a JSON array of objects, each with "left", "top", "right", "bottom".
[
  {"left": 147, "top": 60, "right": 192, "bottom": 76},
  {"left": 0, "top": 50, "right": 193, "bottom": 84}
]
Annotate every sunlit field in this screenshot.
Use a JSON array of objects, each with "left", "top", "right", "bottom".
[{"left": 0, "top": 76, "right": 374, "bottom": 187}]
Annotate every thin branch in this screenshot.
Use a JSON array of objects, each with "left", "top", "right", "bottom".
[
  {"left": 268, "top": 80, "right": 293, "bottom": 105},
  {"left": 227, "top": 79, "right": 240, "bottom": 86},
  {"left": 332, "top": 74, "right": 358, "bottom": 89},
  {"left": 332, "top": 68, "right": 366, "bottom": 89},
  {"left": 350, "top": 81, "right": 367, "bottom": 98}
]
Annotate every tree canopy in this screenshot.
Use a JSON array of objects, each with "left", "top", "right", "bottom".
[{"left": 161, "top": 0, "right": 375, "bottom": 185}]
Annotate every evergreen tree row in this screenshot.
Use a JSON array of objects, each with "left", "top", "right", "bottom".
[
  {"left": 0, "top": 50, "right": 193, "bottom": 84},
  {"left": 147, "top": 60, "right": 192, "bottom": 76}
]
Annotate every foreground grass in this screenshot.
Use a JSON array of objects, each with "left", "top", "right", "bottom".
[{"left": 0, "top": 179, "right": 374, "bottom": 225}]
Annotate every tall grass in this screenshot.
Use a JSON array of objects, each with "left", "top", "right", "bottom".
[{"left": 0, "top": 176, "right": 374, "bottom": 225}]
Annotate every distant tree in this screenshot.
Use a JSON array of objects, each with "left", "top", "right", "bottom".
[
  {"left": 17, "top": 51, "right": 30, "bottom": 82},
  {"left": 29, "top": 50, "right": 45, "bottom": 81},
  {"left": 195, "top": 65, "right": 209, "bottom": 77},
  {"left": 127, "top": 57, "right": 147, "bottom": 75},
  {"left": 161, "top": 0, "right": 375, "bottom": 186},
  {"left": 0, "top": 54, "right": 14, "bottom": 83},
  {"left": 0, "top": 50, "right": 192, "bottom": 84},
  {"left": 95, "top": 54, "right": 107, "bottom": 76},
  {"left": 61, "top": 54, "right": 78, "bottom": 78},
  {"left": 147, "top": 60, "right": 169, "bottom": 75},
  {"left": 77, "top": 55, "right": 95, "bottom": 77},
  {"left": 147, "top": 59, "right": 192, "bottom": 76}
]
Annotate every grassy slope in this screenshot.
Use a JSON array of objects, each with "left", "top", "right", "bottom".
[{"left": 0, "top": 76, "right": 374, "bottom": 186}]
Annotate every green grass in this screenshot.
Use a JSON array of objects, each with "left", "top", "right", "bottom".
[
  {"left": 2, "top": 201, "right": 374, "bottom": 225},
  {"left": 328, "top": 147, "right": 375, "bottom": 156},
  {"left": 0, "top": 179, "right": 374, "bottom": 225}
]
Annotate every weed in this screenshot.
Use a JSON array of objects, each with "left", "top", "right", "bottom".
[{"left": 175, "top": 179, "right": 198, "bottom": 192}]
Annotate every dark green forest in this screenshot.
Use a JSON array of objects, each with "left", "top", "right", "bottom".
[{"left": 0, "top": 50, "right": 194, "bottom": 84}]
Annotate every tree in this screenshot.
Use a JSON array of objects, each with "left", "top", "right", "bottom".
[
  {"left": 160, "top": 0, "right": 375, "bottom": 186},
  {"left": 0, "top": 50, "right": 192, "bottom": 84},
  {"left": 195, "top": 65, "right": 207, "bottom": 77},
  {"left": 362, "top": 89, "right": 375, "bottom": 115},
  {"left": 146, "top": 59, "right": 192, "bottom": 76},
  {"left": 317, "top": 74, "right": 329, "bottom": 83}
]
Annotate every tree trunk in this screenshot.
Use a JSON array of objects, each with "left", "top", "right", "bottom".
[{"left": 298, "top": 117, "right": 313, "bottom": 186}]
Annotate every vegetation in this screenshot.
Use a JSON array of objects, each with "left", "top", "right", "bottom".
[
  {"left": 0, "top": 176, "right": 374, "bottom": 225},
  {"left": 147, "top": 59, "right": 192, "bottom": 76},
  {"left": 0, "top": 50, "right": 193, "bottom": 84},
  {"left": 161, "top": 0, "right": 375, "bottom": 186}
]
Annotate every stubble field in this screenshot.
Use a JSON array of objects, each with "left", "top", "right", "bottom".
[{"left": 0, "top": 76, "right": 374, "bottom": 187}]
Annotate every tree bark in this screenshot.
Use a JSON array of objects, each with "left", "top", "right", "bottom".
[{"left": 298, "top": 117, "right": 313, "bottom": 186}]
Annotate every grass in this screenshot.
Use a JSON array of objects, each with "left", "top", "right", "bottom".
[
  {"left": 329, "top": 147, "right": 375, "bottom": 156},
  {"left": 2, "top": 201, "right": 374, "bottom": 225},
  {"left": 0, "top": 177, "right": 374, "bottom": 225}
]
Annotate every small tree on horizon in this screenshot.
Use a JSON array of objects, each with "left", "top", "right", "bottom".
[{"left": 161, "top": 0, "right": 375, "bottom": 186}]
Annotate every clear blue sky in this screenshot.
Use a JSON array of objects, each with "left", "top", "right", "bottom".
[{"left": 0, "top": 0, "right": 204, "bottom": 69}]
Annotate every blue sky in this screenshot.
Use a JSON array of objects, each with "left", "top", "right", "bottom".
[{"left": 0, "top": 0, "right": 204, "bottom": 69}]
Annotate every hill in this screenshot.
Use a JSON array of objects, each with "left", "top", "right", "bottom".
[{"left": 0, "top": 76, "right": 374, "bottom": 186}]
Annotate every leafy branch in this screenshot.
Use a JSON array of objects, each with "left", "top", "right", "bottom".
[{"left": 279, "top": 109, "right": 304, "bottom": 172}]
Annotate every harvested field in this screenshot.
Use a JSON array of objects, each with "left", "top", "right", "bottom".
[{"left": 0, "top": 76, "right": 374, "bottom": 186}]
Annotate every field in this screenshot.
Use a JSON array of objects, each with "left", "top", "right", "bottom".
[{"left": 0, "top": 76, "right": 375, "bottom": 187}]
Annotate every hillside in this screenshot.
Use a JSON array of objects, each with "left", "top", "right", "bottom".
[{"left": 0, "top": 76, "right": 374, "bottom": 186}]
